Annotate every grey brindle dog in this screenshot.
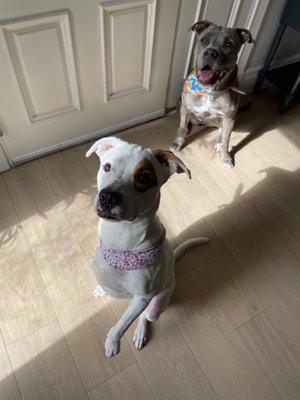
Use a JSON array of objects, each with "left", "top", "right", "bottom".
[{"left": 170, "top": 21, "right": 254, "bottom": 167}]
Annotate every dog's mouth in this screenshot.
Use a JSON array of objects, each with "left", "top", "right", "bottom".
[
  {"left": 197, "top": 65, "right": 215, "bottom": 83},
  {"left": 97, "top": 211, "right": 121, "bottom": 221},
  {"left": 95, "top": 199, "right": 135, "bottom": 222},
  {"left": 196, "top": 65, "right": 228, "bottom": 84},
  {"left": 95, "top": 206, "right": 122, "bottom": 222}
]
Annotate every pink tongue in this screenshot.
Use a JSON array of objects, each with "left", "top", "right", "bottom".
[{"left": 198, "top": 69, "right": 214, "bottom": 82}]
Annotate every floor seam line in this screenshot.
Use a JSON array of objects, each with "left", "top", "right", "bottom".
[
  {"left": 235, "top": 304, "right": 272, "bottom": 330},
  {"left": 0, "top": 329, "right": 24, "bottom": 400},
  {"left": 85, "top": 361, "right": 137, "bottom": 393}
]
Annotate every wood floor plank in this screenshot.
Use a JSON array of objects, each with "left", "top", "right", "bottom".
[
  {"left": 241, "top": 195, "right": 300, "bottom": 297},
  {"left": 256, "top": 124, "right": 300, "bottom": 164},
  {"left": 174, "top": 127, "right": 262, "bottom": 201},
  {"left": 263, "top": 163, "right": 300, "bottom": 216},
  {"left": 175, "top": 168, "right": 234, "bottom": 215},
  {"left": 41, "top": 149, "right": 98, "bottom": 263},
  {"left": 284, "top": 105, "right": 300, "bottom": 147},
  {"left": 0, "top": 330, "right": 21, "bottom": 400},
  {"left": 171, "top": 101, "right": 297, "bottom": 205},
  {"left": 7, "top": 321, "right": 88, "bottom": 400},
  {"left": 163, "top": 180, "right": 270, "bottom": 328},
  {"left": 1, "top": 90, "right": 299, "bottom": 399},
  {"left": 88, "top": 364, "right": 154, "bottom": 400},
  {"left": 205, "top": 198, "right": 298, "bottom": 310},
  {"left": 0, "top": 175, "right": 56, "bottom": 344},
  {"left": 109, "top": 298, "right": 218, "bottom": 400},
  {"left": 3, "top": 160, "right": 135, "bottom": 390},
  {"left": 173, "top": 271, "right": 281, "bottom": 400},
  {"left": 139, "top": 114, "right": 211, "bottom": 177},
  {"left": 136, "top": 117, "right": 176, "bottom": 149},
  {"left": 178, "top": 222, "right": 270, "bottom": 328},
  {"left": 247, "top": 191, "right": 300, "bottom": 262},
  {"left": 75, "top": 142, "right": 100, "bottom": 184},
  {"left": 238, "top": 295, "right": 300, "bottom": 400}
]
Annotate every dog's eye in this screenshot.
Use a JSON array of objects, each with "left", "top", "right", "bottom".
[
  {"left": 201, "top": 37, "right": 207, "bottom": 43},
  {"left": 135, "top": 171, "right": 152, "bottom": 184},
  {"left": 225, "top": 41, "right": 233, "bottom": 48},
  {"left": 103, "top": 163, "right": 111, "bottom": 172}
]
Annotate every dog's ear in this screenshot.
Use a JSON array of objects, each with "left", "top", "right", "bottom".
[
  {"left": 154, "top": 150, "right": 191, "bottom": 179},
  {"left": 86, "top": 136, "right": 125, "bottom": 158},
  {"left": 236, "top": 28, "right": 255, "bottom": 45},
  {"left": 190, "top": 20, "right": 213, "bottom": 35}
]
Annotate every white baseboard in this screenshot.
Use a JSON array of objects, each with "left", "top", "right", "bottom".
[
  {"left": 240, "top": 52, "right": 300, "bottom": 93},
  {"left": 12, "top": 109, "right": 165, "bottom": 165}
]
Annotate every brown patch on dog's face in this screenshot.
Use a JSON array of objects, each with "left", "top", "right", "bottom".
[{"left": 133, "top": 158, "right": 158, "bottom": 192}]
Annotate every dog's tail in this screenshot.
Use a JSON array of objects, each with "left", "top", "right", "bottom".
[{"left": 174, "top": 237, "right": 210, "bottom": 261}]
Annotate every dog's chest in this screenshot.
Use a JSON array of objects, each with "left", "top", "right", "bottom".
[
  {"left": 194, "top": 96, "right": 222, "bottom": 116},
  {"left": 184, "top": 93, "right": 226, "bottom": 125},
  {"left": 93, "top": 241, "right": 173, "bottom": 298}
]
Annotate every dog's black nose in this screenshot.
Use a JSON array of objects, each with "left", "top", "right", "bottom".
[
  {"left": 99, "top": 189, "right": 121, "bottom": 210},
  {"left": 204, "top": 48, "right": 219, "bottom": 59}
]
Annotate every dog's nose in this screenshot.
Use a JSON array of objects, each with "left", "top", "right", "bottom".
[
  {"left": 204, "top": 48, "right": 219, "bottom": 59},
  {"left": 99, "top": 189, "right": 121, "bottom": 210}
]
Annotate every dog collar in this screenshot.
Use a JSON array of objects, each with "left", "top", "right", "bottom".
[
  {"left": 99, "top": 227, "right": 166, "bottom": 271},
  {"left": 184, "top": 69, "right": 246, "bottom": 97}
]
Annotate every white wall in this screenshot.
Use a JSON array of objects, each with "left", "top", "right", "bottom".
[{"left": 166, "top": 0, "right": 300, "bottom": 108}]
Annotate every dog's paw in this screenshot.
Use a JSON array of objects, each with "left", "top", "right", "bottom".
[
  {"left": 105, "top": 335, "right": 120, "bottom": 358},
  {"left": 133, "top": 323, "right": 147, "bottom": 350},
  {"left": 170, "top": 139, "right": 183, "bottom": 152},
  {"left": 92, "top": 285, "right": 106, "bottom": 298},
  {"left": 221, "top": 155, "right": 234, "bottom": 168}
]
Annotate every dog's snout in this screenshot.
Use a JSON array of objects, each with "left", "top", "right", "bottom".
[
  {"left": 204, "top": 48, "right": 219, "bottom": 60},
  {"left": 99, "top": 189, "right": 121, "bottom": 210}
]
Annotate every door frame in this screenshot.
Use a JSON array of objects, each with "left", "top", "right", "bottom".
[
  {"left": 0, "top": 136, "right": 13, "bottom": 171},
  {"left": 166, "top": 0, "right": 270, "bottom": 108}
]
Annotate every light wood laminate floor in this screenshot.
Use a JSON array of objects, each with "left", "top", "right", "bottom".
[{"left": 1, "top": 89, "right": 299, "bottom": 400}]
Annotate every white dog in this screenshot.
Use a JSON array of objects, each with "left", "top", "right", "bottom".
[{"left": 86, "top": 137, "right": 209, "bottom": 357}]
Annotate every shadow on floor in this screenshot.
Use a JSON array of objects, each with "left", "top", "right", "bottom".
[
  {"left": 173, "top": 88, "right": 300, "bottom": 161},
  {"left": 1, "top": 164, "right": 299, "bottom": 399}
]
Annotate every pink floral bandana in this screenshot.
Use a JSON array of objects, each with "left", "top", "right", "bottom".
[{"left": 99, "top": 228, "right": 166, "bottom": 271}]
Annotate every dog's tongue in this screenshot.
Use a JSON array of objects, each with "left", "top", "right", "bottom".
[{"left": 197, "top": 68, "right": 214, "bottom": 82}]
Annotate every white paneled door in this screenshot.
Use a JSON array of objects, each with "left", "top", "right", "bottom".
[{"left": 0, "top": 0, "right": 179, "bottom": 165}]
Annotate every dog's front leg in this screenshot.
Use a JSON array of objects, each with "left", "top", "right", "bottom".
[
  {"left": 170, "top": 103, "right": 190, "bottom": 151},
  {"left": 220, "top": 117, "right": 234, "bottom": 168},
  {"left": 214, "top": 128, "right": 222, "bottom": 152},
  {"left": 105, "top": 296, "right": 149, "bottom": 357}
]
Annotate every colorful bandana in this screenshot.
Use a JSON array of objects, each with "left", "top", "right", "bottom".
[
  {"left": 184, "top": 69, "right": 246, "bottom": 98},
  {"left": 99, "top": 227, "right": 166, "bottom": 271}
]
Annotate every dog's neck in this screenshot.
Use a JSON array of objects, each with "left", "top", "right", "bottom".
[
  {"left": 212, "top": 65, "right": 238, "bottom": 92},
  {"left": 98, "top": 195, "right": 163, "bottom": 251}
]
